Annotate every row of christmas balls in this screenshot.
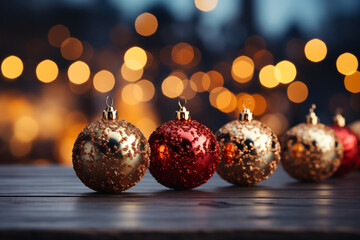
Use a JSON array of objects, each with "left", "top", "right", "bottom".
[{"left": 72, "top": 97, "right": 359, "bottom": 193}]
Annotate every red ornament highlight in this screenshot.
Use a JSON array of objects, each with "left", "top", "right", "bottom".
[
  {"left": 330, "top": 111, "right": 360, "bottom": 177},
  {"left": 349, "top": 120, "right": 360, "bottom": 169},
  {"left": 148, "top": 99, "right": 220, "bottom": 189}
]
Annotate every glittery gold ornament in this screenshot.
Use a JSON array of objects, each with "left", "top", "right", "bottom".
[
  {"left": 281, "top": 104, "right": 343, "bottom": 182},
  {"left": 216, "top": 100, "right": 281, "bottom": 186},
  {"left": 72, "top": 97, "right": 150, "bottom": 193}
]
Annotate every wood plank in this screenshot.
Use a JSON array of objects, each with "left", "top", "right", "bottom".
[
  {"left": 0, "top": 165, "right": 360, "bottom": 239},
  {"left": 1, "top": 229, "right": 359, "bottom": 240}
]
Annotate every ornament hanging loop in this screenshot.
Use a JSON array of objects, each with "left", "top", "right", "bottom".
[
  {"left": 175, "top": 96, "right": 191, "bottom": 120},
  {"left": 106, "top": 96, "right": 114, "bottom": 107},
  {"left": 103, "top": 96, "right": 118, "bottom": 120},
  {"left": 306, "top": 104, "right": 319, "bottom": 125},
  {"left": 333, "top": 107, "right": 345, "bottom": 127},
  {"left": 242, "top": 98, "right": 252, "bottom": 110},
  {"left": 310, "top": 104, "right": 316, "bottom": 113},
  {"left": 239, "top": 98, "right": 253, "bottom": 121},
  {"left": 178, "top": 96, "right": 187, "bottom": 108}
]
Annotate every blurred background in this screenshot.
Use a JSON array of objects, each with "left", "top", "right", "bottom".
[{"left": 0, "top": 0, "right": 360, "bottom": 165}]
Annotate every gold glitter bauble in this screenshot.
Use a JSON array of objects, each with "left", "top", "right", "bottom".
[
  {"left": 281, "top": 105, "right": 343, "bottom": 182},
  {"left": 72, "top": 97, "right": 150, "bottom": 193},
  {"left": 216, "top": 104, "right": 281, "bottom": 186}
]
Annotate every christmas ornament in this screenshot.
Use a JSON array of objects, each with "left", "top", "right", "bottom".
[
  {"left": 330, "top": 110, "right": 359, "bottom": 177},
  {"left": 349, "top": 120, "right": 360, "bottom": 140},
  {"left": 215, "top": 100, "right": 281, "bottom": 186},
  {"left": 281, "top": 104, "right": 343, "bottom": 182},
  {"left": 72, "top": 97, "right": 150, "bottom": 193},
  {"left": 349, "top": 120, "right": 360, "bottom": 170},
  {"left": 148, "top": 97, "right": 220, "bottom": 189}
]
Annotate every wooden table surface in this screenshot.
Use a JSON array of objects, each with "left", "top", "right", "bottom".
[{"left": 1, "top": 165, "right": 360, "bottom": 240}]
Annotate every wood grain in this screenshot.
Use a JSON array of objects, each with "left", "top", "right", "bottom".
[{"left": 0, "top": 165, "right": 360, "bottom": 239}]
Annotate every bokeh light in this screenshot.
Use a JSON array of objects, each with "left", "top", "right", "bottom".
[
  {"left": 276, "top": 60, "right": 296, "bottom": 84},
  {"left": 261, "top": 113, "right": 289, "bottom": 135},
  {"left": 120, "top": 63, "right": 143, "bottom": 82},
  {"left": 336, "top": 52, "right": 358, "bottom": 75},
  {"left": 135, "top": 118, "right": 158, "bottom": 139},
  {"left": 67, "top": 61, "right": 90, "bottom": 84},
  {"left": 253, "top": 49, "right": 274, "bottom": 70},
  {"left": 2, "top": 96, "right": 33, "bottom": 122},
  {"left": 48, "top": 24, "right": 70, "bottom": 47},
  {"left": 57, "top": 111, "right": 88, "bottom": 165},
  {"left": 172, "top": 42, "right": 194, "bottom": 65},
  {"left": 304, "top": 38, "right": 327, "bottom": 62},
  {"left": 209, "top": 87, "right": 225, "bottom": 108},
  {"left": 259, "top": 65, "right": 280, "bottom": 88},
  {"left": 344, "top": 71, "right": 360, "bottom": 93},
  {"left": 231, "top": 56, "right": 254, "bottom": 83},
  {"left": 14, "top": 116, "right": 39, "bottom": 142},
  {"left": 121, "top": 83, "right": 143, "bottom": 105},
  {"left": 181, "top": 79, "right": 197, "bottom": 100},
  {"left": 216, "top": 89, "right": 237, "bottom": 113},
  {"left": 190, "top": 71, "right": 210, "bottom": 92},
  {"left": 115, "top": 95, "right": 159, "bottom": 141},
  {"left": 36, "top": 59, "right": 58, "bottom": 83},
  {"left": 37, "top": 103, "right": 64, "bottom": 139},
  {"left": 170, "top": 70, "right": 187, "bottom": 80},
  {"left": 252, "top": 93, "right": 267, "bottom": 116},
  {"left": 124, "top": 46, "right": 147, "bottom": 70},
  {"left": 60, "top": 37, "right": 83, "bottom": 60},
  {"left": 135, "top": 13, "right": 158, "bottom": 37},
  {"left": 137, "top": 79, "right": 155, "bottom": 102},
  {"left": 93, "top": 70, "right": 115, "bottom": 93},
  {"left": 9, "top": 137, "right": 32, "bottom": 157},
  {"left": 207, "top": 70, "right": 224, "bottom": 91},
  {"left": 162, "top": 75, "right": 184, "bottom": 98},
  {"left": 287, "top": 81, "right": 308, "bottom": 103},
  {"left": 1, "top": 55, "right": 24, "bottom": 79},
  {"left": 2, "top": 1, "right": 360, "bottom": 167},
  {"left": 195, "top": 0, "right": 218, "bottom": 12}
]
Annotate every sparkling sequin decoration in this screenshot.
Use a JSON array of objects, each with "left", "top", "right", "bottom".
[
  {"left": 330, "top": 125, "right": 359, "bottom": 177},
  {"left": 73, "top": 119, "right": 150, "bottom": 193},
  {"left": 281, "top": 123, "right": 343, "bottom": 182},
  {"left": 216, "top": 120, "right": 281, "bottom": 186},
  {"left": 149, "top": 119, "right": 220, "bottom": 189}
]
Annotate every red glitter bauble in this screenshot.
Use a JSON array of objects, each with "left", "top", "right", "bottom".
[
  {"left": 349, "top": 120, "right": 360, "bottom": 170},
  {"left": 148, "top": 119, "right": 220, "bottom": 189},
  {"left": 330, "top": 125, "right": 359, "bottom": 177}
]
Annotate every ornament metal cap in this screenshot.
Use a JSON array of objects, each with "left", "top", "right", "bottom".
[
  {"left": 333, "top": 108, "right": 345, "bottom": 127},
  {"left": 103, "top": 96, "right": 118, "bottom": 120},
  {"left": 306, "top": 104, "right": 319, "bottom": 125},
  {"left": 239, "top": 99, "right": 253, "bottom": 121},
  {"left": 175, "top": 96, "right": 191, "bottom": 120}
]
